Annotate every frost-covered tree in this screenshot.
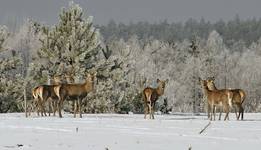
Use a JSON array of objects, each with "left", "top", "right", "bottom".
[
  {"left": 32, "top": 2, "right": 100, "bottom": 83},
  {"left": 0, "top": 26, "right": 23, "bottom": 112}
]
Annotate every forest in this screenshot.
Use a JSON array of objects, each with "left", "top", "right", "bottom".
[{"left": 1, "top": 2, "right": 261, "bottom": 115}]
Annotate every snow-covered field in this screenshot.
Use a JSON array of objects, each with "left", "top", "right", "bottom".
[{"left": 1, "top": 113, "right": 261, "bottom": 150}]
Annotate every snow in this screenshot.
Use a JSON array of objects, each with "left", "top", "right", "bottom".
[{"left": 1, "top": 113, "right": 261, "bottom": 150}]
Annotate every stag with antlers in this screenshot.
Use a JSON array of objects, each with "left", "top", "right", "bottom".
[
  {"left": 143, "top": 79, "right": 168, "bottom": 119},
  {"left": 206, "top": 77, "right": 246, "bottom": 120}
]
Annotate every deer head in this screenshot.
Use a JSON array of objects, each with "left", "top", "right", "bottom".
[
  {"left": 156, "top": 79, "right": 168, "bottom": 95},
  {"left": 206, "top": 77, "right": 217, "bottom": 90}
]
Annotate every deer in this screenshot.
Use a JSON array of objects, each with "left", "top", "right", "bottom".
[
  {"left": 56, "top": 73, "right": 96, "bottom": 118},
  {"left": 199, "top": 78, "right": 233, "bottom": 121},
  {"left": 206, "top": 77, "right": 246, "bottom": 120},
  {"left": 31, "top": 85, "right": 61, "bottom": 117},
  {"left": 31, "top": 86, "right": 44, "bottom": 116},
  {"left": 143, "top": 79, "right": 168, "bottom": 119},
  {"left": 31, "top": 75, "right": 62, "bottom": 117}
]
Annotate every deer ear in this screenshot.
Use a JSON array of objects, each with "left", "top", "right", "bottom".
[{"left": 157, "top": 79, "right": 160, "bottom": 83}]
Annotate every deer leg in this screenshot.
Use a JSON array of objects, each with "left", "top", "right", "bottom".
[
  {"left": 36, "top": 98, "right": 42, "bottom": 117},
  {"left": 39, "top": 98, "right": 45, "bottom": 117},
  {"left": 209, "top": 105, "right": 213, "bottom": 121},
  {"left": 40, "top": 103, "right": 44, "bottom": 116},
  {"left": 41, "top": 101, "right": 45, "bottom": 117},
  {"left": 207, "top": 103, "right": 211, "bottom": 119},
  {"left": 48, "top": 99, "right": 52, "bottom": 116},
  {"left": 33, "top": 99, "right": 39, "bottom": 116},
  {"left": 237, "top": 104, "right": 241, "bottom": 120},
  {"left": 224, "top": 105, "right": 229, "bottom": 121},
  {"left": 213, "top": 106, "right": 215, "bottom": 121},
  {"left": 239, "top": 104, "right": 244, "bottom": 120},
  {"left": 43, "top": 103, "right": 47, "bottom": 117},
  {"left": 152, "top": 103, "right": 155, "bottom": 119},
  {"left": 144, "top": 103, "right": 148, "bottom": 119},
  {"left": 41, "top": 97, "right": 47, "bottom": 117},
  {"left": 212, "top": 105, "right": 216, "bottom": 121},
  {"left": 52, "top": 100, "right": 57, "bottom": 116},
  {"left": 233, "top": 105, "right": 239, "bottom": 120},
  {"left": 219, "top": 106, "right": 222, "bottom": 121},
  {"left": 148, "top": 101, "right": 152, "bottom": 119},
  {"left": 241, "top": 107, "right": 244, "bottom": 120},
  {"left": 79, "top": 99, "right": 82, "bottom": 118},
  {"left": 38, "top": 101, "right": 42, "bottom": 116},
  {"left": 58, "top": 97, "right": 64, "bottom": 118},
  {"left": 74, "top": 101, "right": 77, "bottom": 118},
  {"left": 41, "top": 94, "right": 48, "bottom": 117}
]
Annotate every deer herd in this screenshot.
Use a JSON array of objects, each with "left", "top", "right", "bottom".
[
  {"left": 30, "top": 73, "right": 96, "bottom": 118},
  {"left": 29, "top": 74, "right": 245, "bottom": 121}
]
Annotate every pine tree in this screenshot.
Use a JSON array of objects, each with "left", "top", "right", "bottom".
[
  {"left": 32, "top": 2, "right": 100, "bottom": 81},
  {"left": 0, "top": 26, "right": 23, "bottom": 112}
]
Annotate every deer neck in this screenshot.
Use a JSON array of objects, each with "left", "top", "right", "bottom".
[
  {"left": 156, "top": 86, "right": 164, "bottom": 96},
  {"left": 84, "top": 80, "right": 93, "bottom": 92},
  {"left": 202, "top": 85, "right": 211, "bottom": 96}
]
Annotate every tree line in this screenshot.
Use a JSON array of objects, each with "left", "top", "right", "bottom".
[
  {"left": 1, "top": 2, "right": 261, "bottom": 114},
  {"left": 98, "top": 15, "right": 261, "bottom": 47}
]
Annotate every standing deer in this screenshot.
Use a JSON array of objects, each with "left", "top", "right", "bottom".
[
  {"left": 199, "top": 78, "right": 233, "bottom": 121},
  {"left": 143, "top": 79, "right": 168, "bottom": 119},
  {"left": 31, "top": 85, "right": 61, "bottom": 116},
  {"left": 206, "top": 77, "right": 246, "bottom": 120},
  {"left": 31, "top": 75, "right": 62, "bottom": 117},
  {"left": 31, "top": 86, "right": 44, "bottom": 116},
  {"left": 56, "top": 73, "right": 96, "bottom": 118}
]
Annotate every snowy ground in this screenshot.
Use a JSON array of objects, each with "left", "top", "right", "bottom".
[{"left": 1, "top": 113, "right": 261, "bottom": 150}]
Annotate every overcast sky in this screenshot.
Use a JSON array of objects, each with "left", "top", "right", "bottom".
[{"left": 0, "top": 0, "right": 261, "bottom": 25}]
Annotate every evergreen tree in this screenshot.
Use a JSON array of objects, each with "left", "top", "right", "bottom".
[
  {"left": 0, "top": 26, "right": 23, "bottom": 112},
  {"left": 32, "top": 2, "right": 100, "bottom": 81}
]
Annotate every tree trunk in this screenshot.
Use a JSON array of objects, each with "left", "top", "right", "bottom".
[{"left": 24, "top": 87, "right": 27, "bottom": 118}]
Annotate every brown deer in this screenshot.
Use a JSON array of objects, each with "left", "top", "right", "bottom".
[
  {"left": 31, "top": 86, "right": 44, "bottom": 116},
  {"left": 199, "top": 78, "right": 233, "bottom": 121},
  {"left": 206, "top": 77, "right": 246, "bottom": 120},
  {"left": 31, "top": 85, "right": 61, "bottom": 116},
  {"left": 31, "top": 75, "right": 62, "bottom": 117},
  {"left": 143, "top": 79, "right": 168, "bottom": 119},
  {"left": 56, "top": 73, "right": 96, "bottom": 118}
]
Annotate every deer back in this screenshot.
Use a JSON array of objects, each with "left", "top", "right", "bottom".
[{"left": 206, "top": 78, "right": 244, "bottom": 105}]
